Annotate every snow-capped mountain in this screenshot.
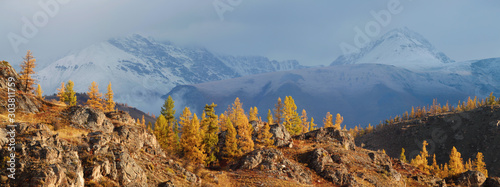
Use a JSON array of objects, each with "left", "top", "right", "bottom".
[
  {"left": 38, "top": 34, "right": 303, "bottom": 113},
  {"left": 165, "top": 28, "right": 500, "bottom": 127},
  {"left": 166, "top": 64, "right": 477, "bottom": 127},
  {"left": 331, "top": 27, "right": 454, "bottom": 71}
]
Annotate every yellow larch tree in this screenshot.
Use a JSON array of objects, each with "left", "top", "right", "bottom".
[
  {"left": 323, "top": 112, "right": 333, "bottom": 128},
  {"left": 283, "top": 96, "right": 301, "bottom": 135},
  {"left": 448, "top": 146, "right": 465, "bottom": 176},
  {"left": 228, "top": 98, "right": 253, "bottom": 155},
  {"left": 35, "top": 84, "right": 43, "bottom": 99},
  {"left": 266, "top": 109, "right": 273, "bottom": 124},
  {"left": 57, "top": 82, "right": 66, "bottom": 102},
  {"left": 221, "top": 113, "right": 239, "bottom": 160},
  {"left": 430, "top": 154, "right": 440, "bottom": 175},
  {"left": 399, "top": 148, "right": 407, "bottom": 163},
  {"left": 249, "top": 106, "right": 258, "bottom": 122},
  {"left": 310, "top": 117, "right": 317, "bottom": 131},
  {"left": 105, "top": 82, "right": 115, "bottom": 112},
  {"left": 86, "top": 81, "right": 104, "bottom": 110},
  {"left": 474, "top": 152, "right": 488, "bottom": 177},
  {"left": 334, "top": 113, "right": 343, "bottom": 130},
  {"left": 300, "top": 109, "right": 309, "bottom": 133},
  {"left": 180, "top": 108, "right": 205, "bottom": 165},
  {"left": 410, "top": 140, "right": 429, "bottom": 172},
  {"left": 19, "top": 50, "right": 37, "bottom": 93}
]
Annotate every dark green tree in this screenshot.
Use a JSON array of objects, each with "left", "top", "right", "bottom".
[{"left": 202, "top": 103, "right": 219, "bottom": 166}]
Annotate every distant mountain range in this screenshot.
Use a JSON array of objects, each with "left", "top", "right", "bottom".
[
  {"left": 38, "top": 28, "right": 500, "bottom": 127},
  {"left": 37, "top": 34, "right": 304, "bottom": 114},
  {"left": 166, "top": 28, "right": 500, "bottom": 128}
]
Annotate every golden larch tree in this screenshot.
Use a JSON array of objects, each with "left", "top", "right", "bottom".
[
  {"left": 300, "top": 109, "right": 309, "bottom": 133},
  {"left": 57, "top": 82, "right": 66, "bottom": 102},
  {"left": 267, "top": 109, "right": 273, "bottom": 124},
  {"left": 228, "top": 98, "right": 254, "bottom": 155},
  {"left": 19, "top": 50, "right": 37, "bottom": 93},
  {"left": 86, "top": 81, "right": 104, "bottom": 110},
  {"left": 410, "top": 140, "right": 429, "bottom": 172},
  {"left": 154, "top": 115, "right": 169, "bottom": 150},
  {"left": 334, "top": 113, "right": 343, "bottom": 130},
  {"left": 105, "top": 82, "right": 115, "bottom": 112},
  {"left": 35, "top": 84, "right": 43, "bottom": 99},
  {"left": 310, "top": 117, "right": 317, "bottom": 131},
  {"left": 323, "top": 112, "right": 333, "bottom": 128},
  {"left": 180, "top": 108, "right": 205, "bottom": 165},
  {"left": 474, "top": 152, "right": 488, "bottom": 177},
  {"left": 448, "top": 146, "right": 465, "bottom": 176},
  {"left": 221, "top": 113, "right": 239, "bottom": 160},
  {"left": 249, "top": 106, "right": 258, "bottom": 122},
  {"left": 273, "top": 97, "right": 284, "bottom": 124},
  {"left": 283, "top": 96, "right": 301, "bottom": 135},
  {"left": 399, "top": 148, "right": 407, "bottom": 163},
  {"left": 431, "top": 154, "right": 440, "bottom": 175},
  {"left": 141, "top": 115, "right": 146, "bottom": 127}
]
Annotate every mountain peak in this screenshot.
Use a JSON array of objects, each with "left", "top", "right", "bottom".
[{"left": 331, "top": 27, "right": 454, "bottom": 71}]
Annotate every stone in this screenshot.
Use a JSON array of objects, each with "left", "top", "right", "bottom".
[
  {"left": 269, "top": 123, "right": 292, "bottom": 147},
  {"left": 295, "top": 127, "right": 355, "bottom": 150},
  {"left": 453, "top": 170, "right": 486, "bottom": 186},
  {"left": 67, "top": 106, "right": 114, "bottom": 133},
  {"left": 234, "top": 148, "right": 312, "bottom": 184}
]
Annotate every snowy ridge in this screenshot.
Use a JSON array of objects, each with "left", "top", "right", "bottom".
[
  {"left": 38, "top": 34, "right": 303, "bottom": 113},
  {"left": 331, "top": 27, "right": 454, "bottom": 71}
]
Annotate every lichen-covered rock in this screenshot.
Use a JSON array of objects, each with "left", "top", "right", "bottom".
[
  {"left": 0, "top": 62, "right": 41, "bottom": 113},
  {"left": 115, "top": 150, "right": 147, "bottom": 187},
  {"left": 233, "top": 148, "right": 312, "bottom": 184},
  {"left": 295, "top": 127, "right": 355, "bottom": 150},
  {"left": 308, "top": 148, "right": 356, "bottom": 186},
  {"left": 447, "top": 170, "right": 486, "bottom": 187},
  {"left": 269, "top": 123, "right": 292, "bottom": 147},
  {"left": 67, "top": 106, "right": 114, "bottom": 133}
]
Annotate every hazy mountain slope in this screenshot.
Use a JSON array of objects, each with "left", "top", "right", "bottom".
[
  {"left": 331, "top": 27, "right": 454, "bottom": 71},
  {"left": 356, "top": 104, "right": 500, "bottom": 177},
  {"left": 37, "top": 34, "right": 303, "bottom": 114},
  {"left": 166, "top": 64, "right": 476, "bottom": 128}
]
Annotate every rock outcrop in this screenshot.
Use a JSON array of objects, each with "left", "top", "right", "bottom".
[
  {"left": 250, "top": 122, "right": 292, "bottom": 147},
  {"left": 0, "top": 105, "right": 199, "bottom": 187},
  {"left": 0, "top": 61, "right": 41, "bottom": 113},
  {"left": 446, "top": 170, "right": 486, "bottom": 186},
  {"left": 307, "top": 148, "right": 356, "bottom": 186},
  {"left": 66, "top": 106, "right": 114, "bottom": 133},
  {"left": 296, "top": 127, "right": 355, "bottom": 150},
  {"left": 233, "top": 148, "right": 312, "bottom": 184}
]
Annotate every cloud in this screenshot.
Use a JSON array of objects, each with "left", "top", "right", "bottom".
[{"left": 0, "top": 0, "right": 499, "bottom": 68}]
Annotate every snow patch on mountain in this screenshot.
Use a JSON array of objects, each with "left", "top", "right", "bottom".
[
  {"left": 38, "top": 34, "right": 303, "bottom": 114},
  {"left": 331, "top": 27, "right": 454, "bottom": 71}
]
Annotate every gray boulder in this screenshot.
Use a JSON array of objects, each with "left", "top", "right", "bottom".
[{"left": 67, "top": 106, "right": 114, "bottom": 133}]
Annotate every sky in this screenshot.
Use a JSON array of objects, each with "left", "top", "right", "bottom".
[{"left": 1, "top": 0, "right": 499, "bottom": 68}]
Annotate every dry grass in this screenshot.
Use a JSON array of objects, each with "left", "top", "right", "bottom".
[{"left": 55, "top": 125, "right": 88, "bottom": 141}]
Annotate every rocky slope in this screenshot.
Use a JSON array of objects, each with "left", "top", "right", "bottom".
[{"left": 357, "top": 104, "right": 500, "bottom": 178}]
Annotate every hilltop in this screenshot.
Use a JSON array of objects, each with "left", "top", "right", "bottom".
[{"left": 356, "top": 101, "right": 500, "bottom": 178}]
